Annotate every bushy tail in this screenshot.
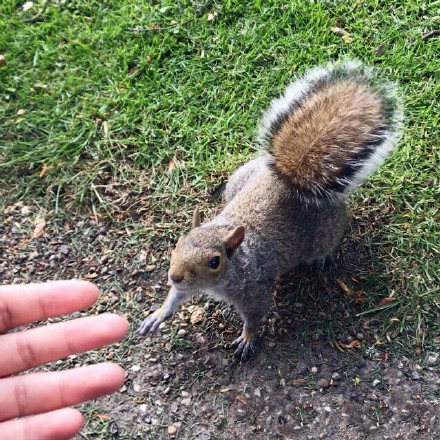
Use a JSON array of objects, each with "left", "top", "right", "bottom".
[{"left": 258, "top": 60, "right": 403, "bottom": 203}]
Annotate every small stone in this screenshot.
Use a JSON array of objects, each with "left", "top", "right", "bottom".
[
  {"left": 411, "top": 371, "right": 421, "bottom": 380},
  {"left": 372, "top": 379, "right": 380, "bottom": 387},
  {"left": 177, "top": 329, "right": 187, "bottom": 336},
  {"left": 317, "top": 378, "right": 329, "bottom": 389},
  {"left": 323, "top": 405, "right": 331, "bottom": 412},
  {"left": 59, "top": 245, "right": 69, "bottom": 255},
  {"left": 181, "top": 390, "right": 190, "bottom": 397},
  {"left": 139, "top": 404, "right": 147, "bottom": 413},
  {"left": 356, "top": 333, "right": 364, "bottom": 340},
  {"left": 133, "top": 383, "right": 142, "bottom": 392},
  {"left": 426, "top": 352, "right": 439, "bottom": 365},
  {"left": 167, "top": 425, "right": 177, "bottom": 436},
  {"left": 20, "top": 206, "right": 30, "bottom": 215},
  {"left": 17, "top": 109, "right": 26, "bottom": 115},
  {"left": 311, "top": 366, "right": 318, "bottom": 374},
  {"left": 331, "top": 372, "right": 341, "bottom": 381},
  {"left": 100, "top": 266, "right": 108, "bottom": 275},
  {"left": 181, "top": 397, "right": 192, "bottom": 406},
  {"left": 131, "top": 364, "right": 141, "bottom": 372}
]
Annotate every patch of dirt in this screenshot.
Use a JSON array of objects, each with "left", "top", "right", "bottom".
[{"left": 1, "top": 201, "right": 438, "bottom": 439}]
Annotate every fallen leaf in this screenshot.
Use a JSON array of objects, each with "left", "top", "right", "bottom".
[
  {"left": 292, "top": 378, "right": 306, "bottom": 386},
  {"left": 190, "top": 307, "right": 204, "bottom": 325},
  {"left": 16, "top": 109, "right": 26, "bottom": 115},
  {"left": 336, "top": 279, "right": 352, "bottom": 295},
  {"left": 330, "top": 26, "right": 350, "bottom": 37},
  {"left": 330, "top": 26, "right": 353, "bottom": 43},
  {"left": 96, "top": 413, "right": 110, "bottom": 420},
  {"left": 22, "top": 1, "right": 34, "bottom": 12},
  {"left": 39, "top": 164, "right": 51, "bottom": 178},
  {"left": 220, "top": 387, "right": 231, "bottom": 393},
  {"left": 235, "top": 394, "right": 247, "bottom": 404},
  {"left": 31, "top": 217, "right": 46, "bottom": 238},
  {"left": 338, "top": 340, "right": 361, "bottom": 349},
  {"left": 378, "top": 297, "right": 397, "bottom": 307},
  {"left": 84, "top": 273, "right": 98, "bottom": 279},
  {"left": 168, "top": 155, "right": 177, "bottom": 173},
  {"left": 145, "top": 264, "right": 156, "bottom": 272}
]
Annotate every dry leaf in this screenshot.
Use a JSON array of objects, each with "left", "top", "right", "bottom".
[
  {"left": 336, "top": 279, "right": 352, "bottom": 295},
  {"left": 168, "top": 155, "right": 177, "bottom": 173},
  {"left": 330, "top": 26, "right": 353, "bottom": 43},
  {"left": 235, "top": 394, "right": 247, "bottom": 404},
  {"left": 330, "top": 26, "right": 350, "bottom": 36},
  {"left": 84, "top": 273, "right": 98, "bottom": 279},
  {"left": 190, "top": 307, "right": 204, "bottom": 325},
  {"left": 292, "top": 378, "right": 306, "bottom": 386},
  {"left": 31, "top": 217, "right": 46, "bottom": 238},
  {"left": 145, "top": 264, "right": 156, "bottom": 272},
  {"left": 96, "top": 413, "right": 110, "bottom": 420},
  {"left": 338, "top": 340, "right": 361, "bottom": 349},
  {"left": 39, "top": 164, "right": 50, "bottom": 178},
  {"left": 378, "top": 297, "right": 397, "bottom": 307},
  {"left": 220, "top": 387, "right": 231, "bottom": 393}
]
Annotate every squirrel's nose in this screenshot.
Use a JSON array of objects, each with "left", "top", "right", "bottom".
[{"left": 170, "top": 272, "right": 184, "bottom": 283}]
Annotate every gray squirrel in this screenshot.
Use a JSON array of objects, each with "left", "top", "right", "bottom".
[{"left": 137, "top": 60, "right": 403, "bottom": 361}]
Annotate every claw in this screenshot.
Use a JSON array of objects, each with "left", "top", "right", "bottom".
[
  {"left": 231, "top": 333, "right": 256, "bottom": 362},
  {"left": 136, "top": 309, "right": 165, "bottom": 336}
]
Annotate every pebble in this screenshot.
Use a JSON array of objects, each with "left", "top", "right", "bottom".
[
  {"left": 311, "top": 366, "right": 318, "bottom": 374},
  {"left": 177, "top": 329, "right": 187, "bottom": 336},
  {"left": 411, "top": 371, "right": 421, "bottom": 380},
  {"left": 323, "top": 405, "right": 332, "bottom": 412},
  {"left": 372, "top": 379, "right": 380, "bottom": 387},
  {"left": 317, "top": 378, "right": 329, "bottom": 389},
  {"left": 181, "top": 390, "right": 190, "bottom": 397},
  {"left": 167, "top": 425, "right": 177, "bottom": 437},
  {"left": 181, "top": 397, "right": 192, "bottom": 406},
  {"left": 59, "top": 245, "right": 69, "bottom": 255},
  {"left": 331, "top": 372, "right": 341, "bottom": 381},
  {"left": 356, "top": 333, "right": 364, "bottom": 340},
  {"left": 427, "top": 352, "right": 439, "bottom": 365}
]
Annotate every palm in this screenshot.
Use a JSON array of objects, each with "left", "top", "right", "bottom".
[{"left": 0, "top": 281, "right": 128, "bottom": 440}]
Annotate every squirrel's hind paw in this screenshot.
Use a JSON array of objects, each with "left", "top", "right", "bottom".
[{"left": 231, "top": 333, "right": 257, "bottom": 362}]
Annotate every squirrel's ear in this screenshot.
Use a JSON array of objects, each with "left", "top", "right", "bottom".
[
  {"left": 224, "top": 226, "right": 245, "bottom": 258},
  {"left": 192, "top": 206, "right": 201, "bottom": 228}
]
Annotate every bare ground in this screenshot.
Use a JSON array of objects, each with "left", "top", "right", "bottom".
[{"left": 1, "top": 201, "right": 438, "bottom": 439}]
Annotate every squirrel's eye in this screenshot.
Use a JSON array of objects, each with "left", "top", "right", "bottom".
[{"left": 209, "top": 256, "right": 220, "bottom": 269}]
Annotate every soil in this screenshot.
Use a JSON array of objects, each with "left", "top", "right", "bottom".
[{"left": 1, "top": 201, "right": 438, "bottom": 440}]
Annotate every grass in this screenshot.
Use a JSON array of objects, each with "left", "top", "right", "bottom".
[{"left": 1, "top": 0, "right": 439, "bottom": 354}]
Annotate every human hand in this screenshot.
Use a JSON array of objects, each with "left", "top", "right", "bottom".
[{"left": 0, "top": 280, "right": 129, "bottom": 440}]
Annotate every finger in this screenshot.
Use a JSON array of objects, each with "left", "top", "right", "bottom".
[
  {"left": 0, "top": 408, "right": 84, "bottom": 440},
  {"left": 0, "top": 314, "right": 129, "bottom": 377},
  {"left": 0, "top": 280, "right": 99, "bottom": 332},
  {"left": 0, "top": 363, "right": 125, "bottom": 421}
]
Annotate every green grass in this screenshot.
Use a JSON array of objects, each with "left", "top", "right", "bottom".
[{"left": 1, "top": 1, "right": 439, "bottom": 350}]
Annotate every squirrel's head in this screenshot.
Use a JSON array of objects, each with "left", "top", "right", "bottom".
[{"left": 168, "top": 207, "right": 245, "bottom": 292}]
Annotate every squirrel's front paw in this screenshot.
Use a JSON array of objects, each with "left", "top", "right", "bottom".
[
  {"left": 136, "top": 309, "right": 165, "bottom": 336},
  {"left": 231, "top": 331, "right": 257, "bottom": 362}
]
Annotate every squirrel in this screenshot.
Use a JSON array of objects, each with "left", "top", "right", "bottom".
[{"left": 136, "top": 60, "right": 403, "bottom": 361}]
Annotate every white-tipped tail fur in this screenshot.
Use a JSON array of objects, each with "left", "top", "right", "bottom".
[{"left": 258, "top": 60, "right": 403, "bottom": 202}]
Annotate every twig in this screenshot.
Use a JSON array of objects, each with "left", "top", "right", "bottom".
[{"left": 421, "top": 30, "right": 440, "bottom": 40}]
